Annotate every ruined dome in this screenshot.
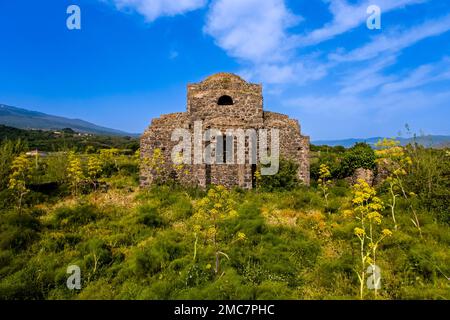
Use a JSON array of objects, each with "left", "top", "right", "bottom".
[{"left": 202, "top": 72, "right": 246, "bottom": 84}]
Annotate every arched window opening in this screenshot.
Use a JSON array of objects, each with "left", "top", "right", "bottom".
[{"left": 217, "top": 95, "right": 234, "bottom": 106}]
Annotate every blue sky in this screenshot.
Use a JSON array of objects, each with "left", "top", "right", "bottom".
[{"left": 0, "top": 0, "right": 449, "bottom": 139}]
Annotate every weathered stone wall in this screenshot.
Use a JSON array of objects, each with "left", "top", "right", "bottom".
[
  {"left": 140, "top": 112, "right": 191, "bottom": 187},
  {"left": 140, "top": 73, "right": 310, "bottom": 189},
  {"left": 263, "top": 111, "right": 310, "bottom": 185},
  {"left": 187, "top": 73, "right": 263, "bottom": 126}
]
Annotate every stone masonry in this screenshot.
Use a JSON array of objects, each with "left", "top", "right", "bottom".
[{"left": 140, "top": 73, "right": 310, "bottom": 189}]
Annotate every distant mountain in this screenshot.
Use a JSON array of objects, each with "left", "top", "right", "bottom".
[
  {"left": 0, "top": 104, "right": 138, "bottom": 136},
  {"left": 313, "top": 136, "right": 450, "bottom": 148}
]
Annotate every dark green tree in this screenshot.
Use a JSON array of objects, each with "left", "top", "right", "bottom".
[{"left": 339, "top": 143, "right": 376, "bottom": 178}]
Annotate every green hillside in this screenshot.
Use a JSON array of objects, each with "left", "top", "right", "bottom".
[
  {"left": 0, "top": 125, "right": 139, "bottom": 152},
  {"left": 0, "top": 104, "right": 136, "bottom": 136}
]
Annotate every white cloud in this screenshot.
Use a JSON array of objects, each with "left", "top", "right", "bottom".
[
  {"left": 330, "top": 14, "right": 450, "bottom": 62},
  {"left": 105, "top": 0, "right": 443, "bottom": 91},
  {"left": 297, "top": 0, "right": 427, "bottom": 47},
  {"left": 110, "top": 0, "right": 207, "bottom": 22},
  {"left": 286, "top": 57, "right": 450, "bottom": 116},
  {"left": 381, "top": 57, "right": 450, "bottom": 93},
  {"left": 202, "top": 0, "right": 434, "bottom": 86},
  {"left": 240, "top": 58, "right": 329, "bottom": 85},
  {"left": 283, "top": 55, "right": 450, "bottom": 138},
  {"left": 285, "top": 88, "right": 450, "bottom": 124},
  {"left": 338, "top": 55, "right": 397, "bottom": 94},
  {"left": 204, "top": 0, "right": 301, "bottom": 64}
]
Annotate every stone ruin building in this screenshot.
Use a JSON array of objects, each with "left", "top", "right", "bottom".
[{"left": 140, "top": 73, "right": 310, "bottom": 189}]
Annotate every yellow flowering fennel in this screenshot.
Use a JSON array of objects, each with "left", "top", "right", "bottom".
[
  {"left": 349, "top": 179, "right": 392, "bottom": 299},
  {"left": 87, "top": 154, "right": 103, "bottom": 188},
  {"left": 99, "top": 148, "right": 120, "bottom": 171},
  {"left": 318, "top": 164, "right": 332, "bottom": 206},
  {"left": 67, "top": 151, "right": 85, "bottom": 196},
  {"left": 8, "top": 153, "right": 32, "bottom": 212},
  {"left": 375, "top": 138, "right": 421, "bottom": 234},
  {"left": 193, "top": 185, "right": 244, "bottom": 276}
]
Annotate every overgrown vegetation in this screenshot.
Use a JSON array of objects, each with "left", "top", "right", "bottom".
[{"left": 0, "top": 135, "right": 448, "bottom": 300}]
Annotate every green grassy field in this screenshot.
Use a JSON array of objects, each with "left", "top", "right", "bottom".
[{"left": 0, "top": 139, "right": 448, "bottom": 300}]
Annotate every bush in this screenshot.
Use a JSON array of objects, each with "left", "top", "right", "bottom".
[
  {"left": 0, "top": 254, "right": 61, "bottom": 300},
  {"left": 78, "top": 239, "right": 115, "bottom": 277},
  {"left": 0, "top": 267, "right": 46, "bottom": 299},
  {"left": 330, "top": 184, "right": 350, "bottom": 197},
  {"left": 230, "top": 202, "right": 266, "bottom": 237},
  {"left": 137, "top": 204, "right": 165, "bottom": 227},
  {"left": 338, "top": 143, "right": 376, "bottom": 178},
  {"left": 178, "top": 269, "right": 252, "bottom": 299},
  {"left": 310, "top": 148, "right": 343, "bottom": 180},
  {"left": 40, "top": 232, "right": 82, "bottom": 252},
  {"left": 134, "top": 247, "right": 165, "bottom": 277},
  {"left": 5, "top": 212, "right": 41, "bottom": 231},
  {"left": 133, "top": 230, "right": 186, "bottom": 278},
  {"left": 0, "top": 139, "right": 27, "bottom": 190},
  {"left": 0, "top": 250, "right": 13, "bottom": 271},
  {"left": 404, "top": 146, "right": 449, "bottom": 224},
  {"left": 326, "top": 198, "right": 343, "bottom": 214},
  {"left": 255, "top": 281, "right": 292, "bottom": 299},
  {"left": 258, "top": 158, "right": 299, "bottom": 191},
  {"left": 41, "top": 152, "right": 69, "bottom": 185},
  {"left": 171, "top": 196, "right": 193, "bottom": 220},
  {"left": 52, "top": 203, "right": 99, "bottom": 227},
  {"left": 0, "top": 211, "right": 41, "bottom": 251},
  {"left": 0, "top": 228, "right": 38, "bottom": 251},
  {"left": 276, "top": 188, "right": 324, "bottom": 210}
]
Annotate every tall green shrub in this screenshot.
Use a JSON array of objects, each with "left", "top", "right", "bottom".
[{"left": 339, "top": 143, "right": 376, "bottom": 178}]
